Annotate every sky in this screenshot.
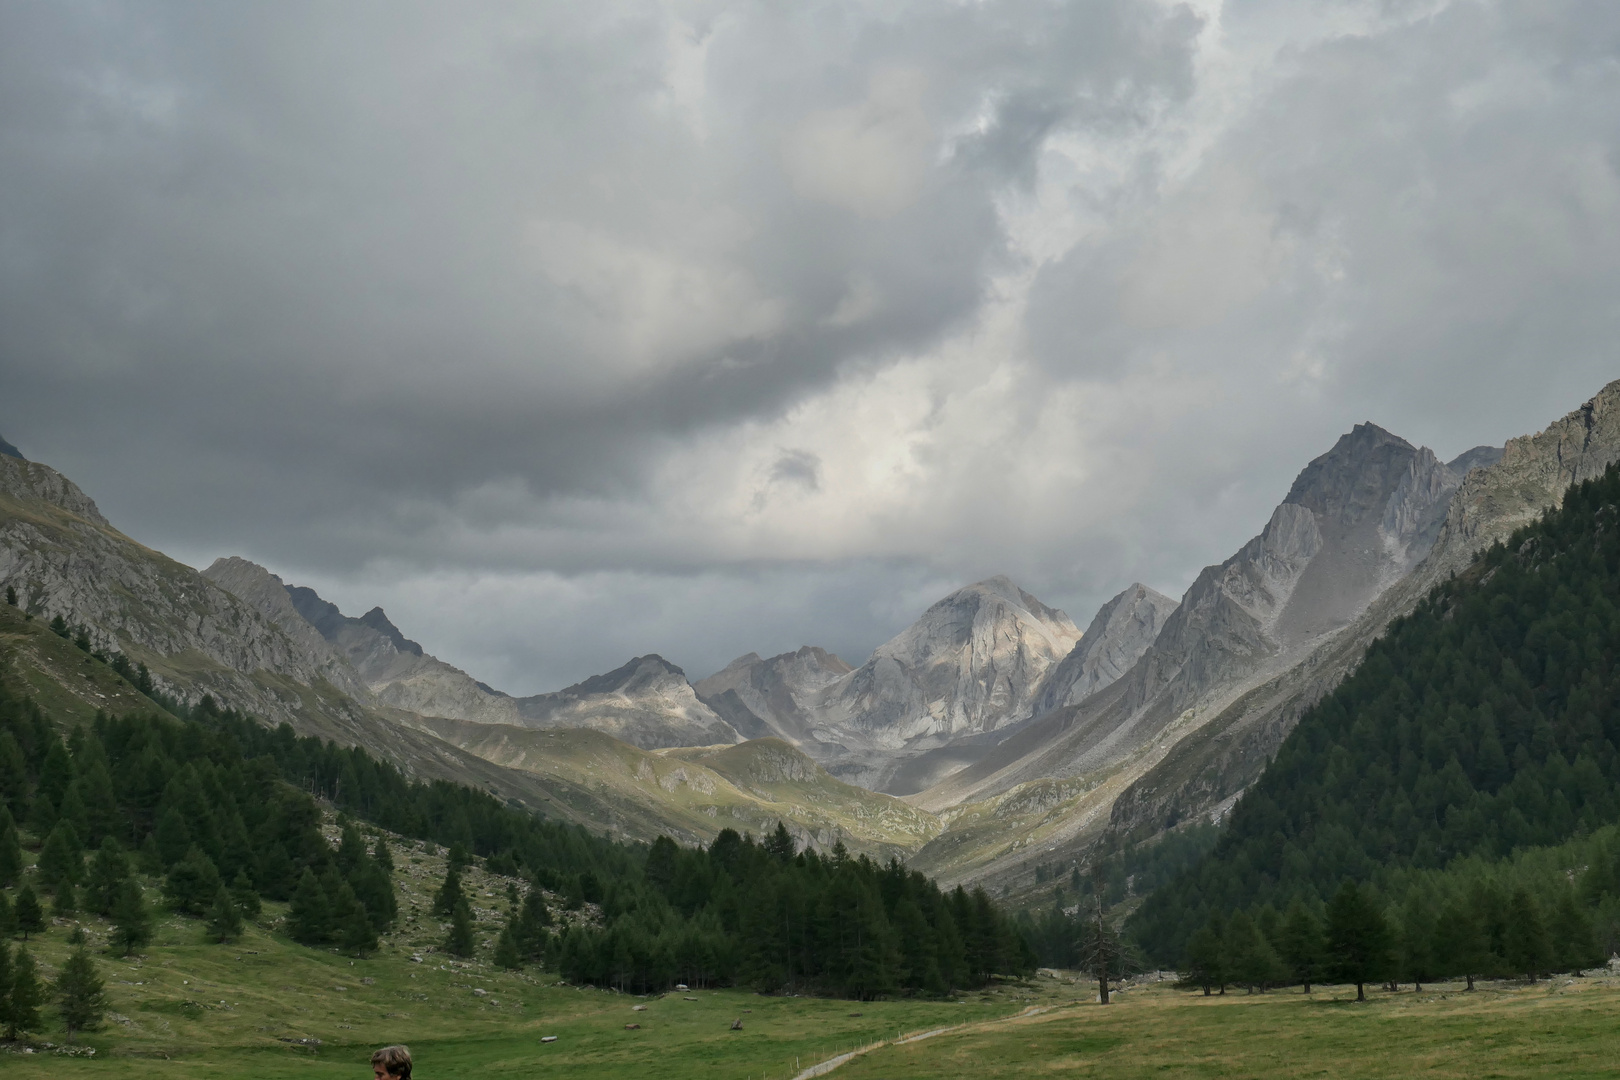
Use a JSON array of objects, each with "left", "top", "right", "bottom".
[{"left": 3, "top": 0, "right": 1619, "bottom": 695}]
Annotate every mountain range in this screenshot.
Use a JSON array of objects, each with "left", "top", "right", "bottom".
[{"left": 5, "top": 378, "right": 1620, "bottom": 896}]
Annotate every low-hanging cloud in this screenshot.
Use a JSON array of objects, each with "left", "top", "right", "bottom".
[{"left": 2, "top": 1, "right": 1619, "bottom": 692}]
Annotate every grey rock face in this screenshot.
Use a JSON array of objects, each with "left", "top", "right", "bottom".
[
  {"left": 1109, "top": 382, "right": 1620, "bottom": 847},
  {"left": 917, "top": 423, "right": 1464, "bottom": 814},
  {"left": 0, "top": 458, "right": 368, "bottom": 715},
  {"left": 1031, "top": 583, "right": 1178, "bottom": 718},
  {"left": 202, "top": 557, "right": 520, "bottom": 725},
  {"left": 823, "top": 576, "right": 1079, "bottom": 743},
  {"left": 694, "top": 646, "right": 854, "bottom": 746},
  {"left": 514, "top": 654, "right": 740, "bottom": 750}
]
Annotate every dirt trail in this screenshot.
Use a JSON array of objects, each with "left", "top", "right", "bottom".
[{"left": 790, "top": 1003, "right": 1071, "bottom": 1080}]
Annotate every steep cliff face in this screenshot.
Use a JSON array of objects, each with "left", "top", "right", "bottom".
[
  {"left": 1029, "top": 584, "right": 1178, "bottom": 718},
  {"left": 513, "top": 654, "right": 740, "bottom": 750},
  {"left": 693, "top": 646, "right": 854, "bottom": 745},
  {"left": 914, "top": 424, "right": 1466, "bottom": 824},
  {"left": 202, "top": 557, "right": 522, "bottom": 726},
  {"left": 820, "top": 576, "right": 1079, "bottom": 745},
  {"left": 0, "top": 456, "right": 363, "bottom": 703},
  {"left": 1107, "top": 380, "right": 1620, "bottom": 846}
]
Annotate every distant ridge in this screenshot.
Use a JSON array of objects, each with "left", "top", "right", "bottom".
[{"left": 0, "top": 432, "right": 23, "bottom": 460}]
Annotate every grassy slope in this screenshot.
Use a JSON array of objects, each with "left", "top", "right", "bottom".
[
  {"left": 0, "top": 814, "right": 1045, "bottom": 1079},
  {"left": 415, "top": 718, "right": 942, "bottom": 859},
  {"left": 838, "top": 978, "right": 1620, "bottom": 1079},
  {"left": 0, "top": 603, "right": 175, "bottom": 724}
]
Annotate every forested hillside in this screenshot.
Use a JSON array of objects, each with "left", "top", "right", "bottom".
[
  {"left": 0, "top": 620, "right": 1027, "bottom": 1008},
  {"left": 1130, "top": 463, "right": 1620, "bottom": 982}
]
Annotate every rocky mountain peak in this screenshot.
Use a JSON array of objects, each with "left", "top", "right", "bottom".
[
  {"left": 357, "top": 606, "right": 423, "bottom": 657},
  {"left": 0, "top": 453, "right": 108, "bottom": 527},
  {"left": 1031, "top": 583, "right": 1179, "bottom": 717},
  {"left": 562, "top": 654, "right": 689, "bottom": 697},
  {"left": 1283, "top": 422, "right": 1420, "bottom": 526},
  {"left": 0, "top": 433, "right": 24, "bottom": 460},
  {"left": 1447, "top": 445, "right": 1505, "bottom": 476}
]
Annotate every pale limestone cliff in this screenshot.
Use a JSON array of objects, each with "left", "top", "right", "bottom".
[
  {"left": 1106, "top": 379, "right": 1620, "bottom": 847},
  {"left": 1030, "top": 583, "right": 1178, "bottom": 717},
  {"left": 513, "top": 654, "right": 740, "bottom": 750}
]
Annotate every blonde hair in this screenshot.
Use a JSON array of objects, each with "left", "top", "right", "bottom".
[{"left": 371, "top": 1045, "right": 412, "bottom": 1080}]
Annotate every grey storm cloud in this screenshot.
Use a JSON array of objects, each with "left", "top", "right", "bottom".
[{"left": 2, "top": 0, "right": 1619, "bottom": 692}]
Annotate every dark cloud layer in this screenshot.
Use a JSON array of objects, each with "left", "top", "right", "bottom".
[{"left": 2, "top": 1, "right": 1618, "bottom": 692}]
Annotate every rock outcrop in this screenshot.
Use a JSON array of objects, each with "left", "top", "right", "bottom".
[
  {"left": 693, "top": 646, "right": 854, "bottom": 746},
  {"left": 913, "top": 424, "right": 1467, "bottom": 824},
  {"left": 202, "top": 557, "right": 523, "bottom": 726},
  {"left": 513, "top": 654, "right": 741, "bottom": 750},
  {"left": 1106, "top": 381, "right": 1620, "bottom": 846},
  {"left": 0, "top": 456, "right": 361, "bottom": 700},
  {"left": 805, "top": 576, "right": 1080, "bottom": 788},
  {"left": 1029, "top": 583, "right": 1178, "bottom": 718}
]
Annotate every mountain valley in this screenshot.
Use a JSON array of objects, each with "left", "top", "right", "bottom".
[{"left": 5, "top": 379, "right": 1620, "bottom": 901}]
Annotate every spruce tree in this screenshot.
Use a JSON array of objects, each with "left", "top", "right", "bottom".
[
  {"left": 56, "top": 782, "right": 88, "bottom": 841},
  {"left": 111, "top": 878, "right": 153, "bottom": 957},
  {"left": 372, "top": 834, "right": 394, "bottom": 876},
  {"left": 447, "top": 842, "right": 472, "bottom": 873},
  {"left": 0, "top": 739, "right": 24, "bottom": 821},
  {"left": 1276, "top": 899, "right": 1325, "bottom": 992},
  {"left": 55, "top": 946, "right": 107, "bottom": 1038},
  {"left": 0, "top": 806, "right": 22, "bottom": 887},
  {"left": 36, "top": 738, "right": 74, "bottom": 809},
  {"left": 336, "top": 821, "right": 366, "bottom": 875},
  {"left": 14, "top": 885, "right": 44, "bottom": 940},
  {"left": 1399, "top": 893, "right": 1439, "bottom": 991},
  {"left": 230, "top": 870, "right": 262, "bottom": 919},
  {"left": 1504, "top": 888, "right": 1552, "bottom": 981},
  {"left": 152, "top": 806, "right": 192, "bottom": 867},
  {"left": 5, "top": 585, "right": 15, "bottom": 606},
  {"left": 494, "top": 921, "right": 522, "bottom": 970},
  {"left": 0, "top": 891, "right": 14, "bottom": 940},
  {"left": 446, "top": 898, "right": 476, "bottom": 958},
  {"left": 52, "top": 880, "right": 78, "bottom": 917},
  {"left": 1325, "top": 881, "right": 1393, "bottom": 1001},
  {"left": 432, "top": 863, "right": 465, "bottom": 918},
  {"left": 765, "top": 821, "right": 796, "bottom": 863},
  {"left": 36, "top": 820, "right": 83, "bottom": 892},
  {"left": 0, "top": 942, "right": 11, "bottom": 1030},
  {"left": 287, "top": 868, "right": 332, "bottom": 945},
  {"left": 86, "top": 838, "right": 131, "bottom": 917},
  {"left": 1182, "top": 915, "right": 1227, "bottom": 995},
  {"left": 76, "top": 761, "right": 120, "bottom": 846},
  {"left": 163, "top": 846, "right": 222, "bottom": 916},
  {"left": 352, "top": 859, "right": 397, "bottom": 931},
  {"left": 206, "top": 885, "right": 243, "bottom": 943},
  {"left": 517, "top": 886, "right": 553, "bottom": 960},
  {"left": 1548, "top": 888, "right": 1600, "bottom": 973},
  {"left": 1224, "top": 911, "right": 1283, "bottom": 993},
  {"left": 338, "top": 888, "right": 378, "bottom": 959},
  {"left": 6, "top": 947, "right": 43, "bottom": 1039}
]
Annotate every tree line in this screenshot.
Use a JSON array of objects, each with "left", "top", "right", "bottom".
[
  {"left": 1, "top": 590, "right": 1040, "bottom": 1025},
  {"left": 1131, "top": 463, "right": 1620, "bottom": 968},
  {"left": 472, "top": 824, "right": 1034, "bottom": 998}
]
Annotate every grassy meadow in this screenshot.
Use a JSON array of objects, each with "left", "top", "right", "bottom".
[
  {"left": 837, "top": 974, "right": 1620, "bottom": 1079},
  {"left": 0, "top": 818, "right": 1057, "bottom": 1080}
]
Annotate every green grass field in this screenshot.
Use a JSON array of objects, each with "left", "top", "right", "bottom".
[
  {"left": 836, "top": 975, "right": 1620, "bottom": 1079},
  {"left": 9, "top": 887, "right": 1620, "bottom": 1080},
  {"left": 0, "top": 816, "right": 1057, "bottom": 1080},
  {"left": 8, "top": 814, "right": 1620, "bottom": 1079},
  {"left": 0, "top": 914, "right": 1053, "bottom": 1080}
]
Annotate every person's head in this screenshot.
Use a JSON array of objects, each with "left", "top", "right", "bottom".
[{"left": 371, "top": 1045, "right": 411, "bottom": 1080}]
